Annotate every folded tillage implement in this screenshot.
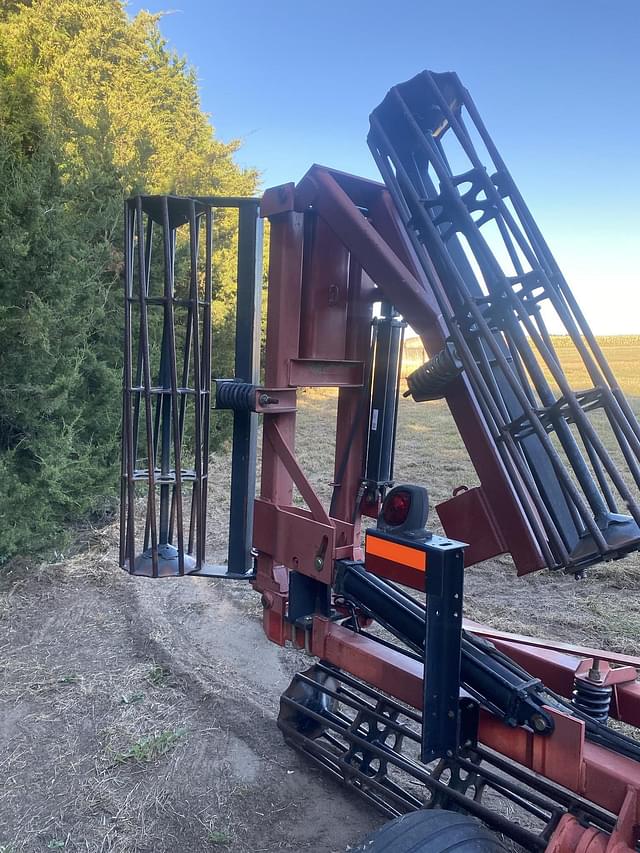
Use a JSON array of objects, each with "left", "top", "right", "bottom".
[{"left": 119, "top": 72, "right": 640, "bottom": 852}]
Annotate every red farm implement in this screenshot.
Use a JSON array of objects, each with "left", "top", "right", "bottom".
[{"left": 119, "top": 72, "right": 640, "bottom": 852}]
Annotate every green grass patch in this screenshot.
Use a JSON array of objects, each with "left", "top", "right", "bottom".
[
  {"left": 146, "top": 664, "right": 172, "bottom": 687},
  {"left": 112, "top": 729, "right": 187, "bottom": 764},
  {"left": 207, "top": 830, "right": 232, "bottom": 846}
]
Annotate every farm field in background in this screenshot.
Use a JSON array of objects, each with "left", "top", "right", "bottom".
[
  {"left": 402, "top": 335, "right": 640, "bottom": 396},
  {"left": 297, "top": 334, "right": 640, "bottom": 654}
]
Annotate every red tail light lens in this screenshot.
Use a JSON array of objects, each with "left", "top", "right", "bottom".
[{"left": 382, "top": 490, "right": 412, "bottom": 527}]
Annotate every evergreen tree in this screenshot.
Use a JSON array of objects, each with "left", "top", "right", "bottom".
[{"left": 0, "top": 1, "right": 258, "bottom": 562}]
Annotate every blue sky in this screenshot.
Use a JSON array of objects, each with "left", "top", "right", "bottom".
[{"left": 126, "top": 0, "right": 639, "bottom": 333}]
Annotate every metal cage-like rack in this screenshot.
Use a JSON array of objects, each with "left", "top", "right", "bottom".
[
  {"left": 120, "top": 194, "right": 262, "bottom": 578},
  {"left": 369, "top": 71, "right": 640, "bottom": 572}
]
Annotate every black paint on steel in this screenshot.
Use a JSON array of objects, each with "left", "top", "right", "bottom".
[
  {"left": 422, "top": 540, "right": 464, "bottom": 761},
  {"left": 227, "top": 202, "right": 262, "bottom": 575},
  {"left": 215, "top": 380, "right": 256, "bottom": 412},
  {"left": 120, "top": 195, "right": 261, "bottom": 578},
  {"left": 364, "top": 304, "right": 405, "bottom": 491},
  {"left": 405, "top": 343, "right": 462, "bottom": 402},
  {"left": 334, "top": 557, "right": 554, "bottom": 735},
  {"left": 335, "top": 560, "right": 427, "bottom": 649},
  {"left": 287, "top": 571, "right": 332, "bottom": 625},
  {"left": 368, "top": 70, "right": 640, "bottom": 571},
  {"left": 278, "top": 663, "right": 617, "bottom": 851}
]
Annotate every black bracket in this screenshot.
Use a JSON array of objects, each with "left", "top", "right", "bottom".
[{"left": 422, "top": 537, "right": 465, "bottom": 762}]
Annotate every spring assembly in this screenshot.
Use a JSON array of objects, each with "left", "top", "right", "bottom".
[
  {"left": 404, "top": 342, "right": 463, "bottom": 402},
  {"left": 572, "top": 676, "right": 612, "bottom": 724},
  {"left": 215, "top": 380, "right": 256, "bottom": 411}
]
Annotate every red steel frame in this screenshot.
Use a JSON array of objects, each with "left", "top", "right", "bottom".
[{"left": 253, "top": 166, "right": 640, "bottom": 852}]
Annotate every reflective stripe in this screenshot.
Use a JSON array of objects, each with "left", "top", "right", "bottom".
[{"left": 366, "top": 535, "right": 427, "bottom": 572}]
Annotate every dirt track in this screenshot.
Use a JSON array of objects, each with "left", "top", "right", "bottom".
[{"left": 0, "top": 536, "right": 382, "bottom": 852}]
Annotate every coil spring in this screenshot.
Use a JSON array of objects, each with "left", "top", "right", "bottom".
[
  {"left": 572, "top": 677, "right": 612, "bottom": 724},
  {"left": 215, "top": 381, "right": 255, "bottom": 411},
  {"left": 405, "top": 344, "right": 462, "bottom": 402}
]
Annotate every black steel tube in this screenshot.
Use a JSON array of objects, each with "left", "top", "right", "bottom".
[
  {"left": 227, "top": 202, "right": 262, "bottom": 574},
  {"left": 336, "top": 561, "right": 552, "bottom": 732},
  {"left": 135, "top": 197, "right": 159, "bottom": 576},
  {"left": 369, "top": 119, "right": 570, "bottom": 565},
  {"left": 392, "top": 86, "right": 611, "bottom": 526},
  {"left": 369, "top": 70, "right": 640, "bottom": 571},
  {"left": 368, "top": 102, "right": 638, "bottom": 556},
  {"left": 365, "top": 306, "right": 404, "bottom": 487},
  {"left": 160, "top": 197, "right": 185, "bottom": 573}
]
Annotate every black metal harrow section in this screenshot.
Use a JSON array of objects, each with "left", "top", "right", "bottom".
[
  {"left": 368, "top": 71, "right": 640, "bottom": 571},
  {"left": 278, "top": 664, "right": 617, "bottom": 852},
  {"left": 120, "top": 195, "right": 262, "bottom": 578}
]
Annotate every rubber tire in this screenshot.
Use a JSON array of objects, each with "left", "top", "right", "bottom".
[{"left": 348, "top": 809, "right": 508, "bottom": 852}]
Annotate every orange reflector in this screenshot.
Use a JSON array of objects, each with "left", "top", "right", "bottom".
[{"left": 365, "top": 535, "right": 427, "bottom": 572}]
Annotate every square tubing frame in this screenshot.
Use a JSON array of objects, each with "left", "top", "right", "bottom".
[{"left": 227, "top": 201, "right": 263, "bottom": 575}]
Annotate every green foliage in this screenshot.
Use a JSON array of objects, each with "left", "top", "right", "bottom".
[
  {"left": 0, "top": 1, "right": 257, "bottom": 563},
  {"left": 112, "top": 728, "right": 187, "bottom": 764}
]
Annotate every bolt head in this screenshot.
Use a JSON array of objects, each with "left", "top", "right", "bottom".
[{"left": 531, "top": 714, "right": 548, "bottom": 733}]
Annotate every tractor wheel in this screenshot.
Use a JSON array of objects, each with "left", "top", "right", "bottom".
[{"left": 349, "top": 809, "right": 508, "bottom": 852}]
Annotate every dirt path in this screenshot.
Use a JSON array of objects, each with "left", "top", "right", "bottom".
[{"left": 0, "top": 531, "right": 382, "bottom": 853}]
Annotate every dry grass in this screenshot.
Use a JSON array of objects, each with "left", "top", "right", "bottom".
[
  {"left": 294, "top": 335, "right": 640, "bottom": 655},
  {"left": 290, "top": 390, "right": 640, "bottom": 655},
  {"left": 541, "top": 335, "right": 640, "bottom": 396},
  {"left": 0, "top": 525, "right": 377, "bottom": 852},
  {"left": 403, "top": 335, "right": 640, "bottom": 396}
]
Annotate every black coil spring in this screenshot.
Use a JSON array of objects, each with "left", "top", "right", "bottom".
[
  {"left": 572, "top": 677, "right": 612, "bottom": 724},
  {"left": 215, "top": 381, "right": 255, "bottom": 411},
  {"left": 405, "top": 344, "right": 462, "bottom": 402}
]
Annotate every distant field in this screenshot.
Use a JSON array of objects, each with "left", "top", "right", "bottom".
[
  {"left": 403, "top": 335, "right": 640, "bottom": 396},
  {"left": 293, "top": 333, "right": 640, "bottom": 654},
  {"left": 542, "top": 335, "right": 640, "bottom": 396}
]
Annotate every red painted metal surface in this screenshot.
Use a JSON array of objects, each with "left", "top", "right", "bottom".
[
  {"left": 547, "top": 815, "right": 608, "bottom": 852},
  {"left": 294, "top": 165, "right": 546, "bottom": 575},
  {"left": 437, "top": 485, "right": 507, "bottom": 565},
  {"left": 332, "top": 262, "right": 375, "bottom": 529},
  {"left": 262, "top": 166, "right": 545, "bottom": 575},
  {"left": 364, "top": 552, "right": 427, "bottom": 589},
  {"left": 549, "top": 788, "right": 640, "bottom": 852},
  {"left": 256, "top": 177, "right": 371, "bottom": 597},
  {"left": 299, "top": 213, "right": 349, "bottom": 360},
  {"left": 288, "top": 359, "right": 364, "bottom": 387},
  {"left": 254, "top": 500, "right": 335, "bottom": 584},
  {"left": 253, "top": 387, "right": 297, "bottom": 413},
  {"left": 464, "top": 626, "right": 640, "bottom": 728},
  {"left": 465, "top": 623, "right": 640, "bottom": 669},
  {"left": 255, "top": 169, "right": 640, "bottom": 852},
  {"left": 255, "top": 205, "right": 304, "bottom": 597},
  {"left": 308, "top": 618, "right": 640, "bottom": 851}
]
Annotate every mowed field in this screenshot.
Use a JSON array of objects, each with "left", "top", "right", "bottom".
[
  {"left": 403, "top": 335, "right": 640, "bottom": 396},
  {"left": 298, "top": 335, "right": 640, "bottom": 652},
  {"left": 1, "top": 336, "right": 639, "bottom": 853}
]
